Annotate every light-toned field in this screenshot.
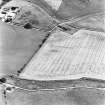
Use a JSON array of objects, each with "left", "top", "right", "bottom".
[
  {"left": 20, "top": 29, "right": 105, "bottom": 80},
  {"left": 20, "top": 12, "right": 105, "bottom": 80},
  {"left": 0, "top": 0, "right": 104, "bottom": 77}
]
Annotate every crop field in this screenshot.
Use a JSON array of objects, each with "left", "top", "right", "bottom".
[
  {"left": 0, "top": 0, "right": 105, "bottom": 105},
  {"left": 20, "top": 29, "right": 105, "bottom": 80}
]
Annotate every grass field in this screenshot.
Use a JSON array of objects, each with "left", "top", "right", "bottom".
[
  {"left": 6, "top": 87, "right": 105, "bottom": 105},
  {"left": 0, "top": 21, "right": 48, "bottom": 76}
]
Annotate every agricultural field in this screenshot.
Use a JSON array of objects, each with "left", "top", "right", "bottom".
[{"left": 0, "top": 0, "right": 105, "bottom": 105}]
